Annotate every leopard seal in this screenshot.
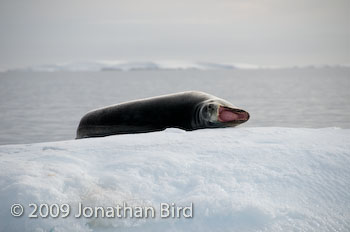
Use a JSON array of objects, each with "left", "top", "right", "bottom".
[{"left": 76, "top": 91, "right": 250, "bottom": 139}]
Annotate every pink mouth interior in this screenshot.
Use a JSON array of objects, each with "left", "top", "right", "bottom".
[{"left": 218, "top": 106, "right": 249, "bottom": 122}]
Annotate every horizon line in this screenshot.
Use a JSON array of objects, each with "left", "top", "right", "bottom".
[{"left": 1, "top": 60, "right": 350, "bottom": 73}]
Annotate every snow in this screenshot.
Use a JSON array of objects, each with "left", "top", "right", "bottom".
[{"left": 0, "top": 127, "right": 349, "bottom": 232}]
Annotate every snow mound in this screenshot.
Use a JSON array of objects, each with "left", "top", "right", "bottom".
[{"left": 0, "top": 127, "right": 349, "bottom": 232}]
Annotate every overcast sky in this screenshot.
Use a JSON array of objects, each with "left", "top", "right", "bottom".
[{"left": 0, "top": 0, "right": 349, "bottom": 70}]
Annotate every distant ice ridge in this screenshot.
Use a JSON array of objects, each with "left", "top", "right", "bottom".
[
  {"left": 5, "top": 61, "right": 349, "bottom": 72},
  {"left": 5, "top": 61, "right": 257, "bottom": 72},
  {"left": 0, "top": 127, "right": 349, "bottom": 232}
]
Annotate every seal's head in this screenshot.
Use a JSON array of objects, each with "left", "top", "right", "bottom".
[{"left": 195, "top": 98, "right": 250, "bottom": 129}]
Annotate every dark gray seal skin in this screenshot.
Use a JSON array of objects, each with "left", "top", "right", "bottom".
[{"left": 76, "top": 91, "right": 250, "bottom": 139}]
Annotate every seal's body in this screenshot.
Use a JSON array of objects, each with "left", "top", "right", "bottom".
[{"left": 76, "top": 91, "right": 249, "bottom": 139}]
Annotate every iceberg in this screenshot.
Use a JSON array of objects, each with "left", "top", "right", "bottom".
[
  {"left": 0, "top": 127, "right": 349, "bottom": 231},
  {"left": 4, "top": 60, "right": 350, "bottom": 73},
  {"left": 3, "top": 61, "right": 286, "bottom": 72}
]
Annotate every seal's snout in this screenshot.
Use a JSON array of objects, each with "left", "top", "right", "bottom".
[{"left": 218, "top": 106, "right": 250, "bottom": 123}]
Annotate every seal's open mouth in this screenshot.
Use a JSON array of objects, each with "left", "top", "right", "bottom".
[{"left": 218, "top": 106, "right": 250, "bottom": 123}]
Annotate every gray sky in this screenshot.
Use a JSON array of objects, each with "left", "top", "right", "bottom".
[{"left": 0, "top": 0, "right": 349, "bottom": 70}]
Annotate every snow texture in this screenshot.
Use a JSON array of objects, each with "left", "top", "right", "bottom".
[{"left": 0, "top": 127, "right": 349, "bottom": 232}]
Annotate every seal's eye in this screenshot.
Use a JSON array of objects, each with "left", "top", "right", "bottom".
[
  {"left": 202, "top": 104, "right": 216, "bottom": 120},
  {"left": 207, "top": 104, "right": 216, "bottom": 113}
]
